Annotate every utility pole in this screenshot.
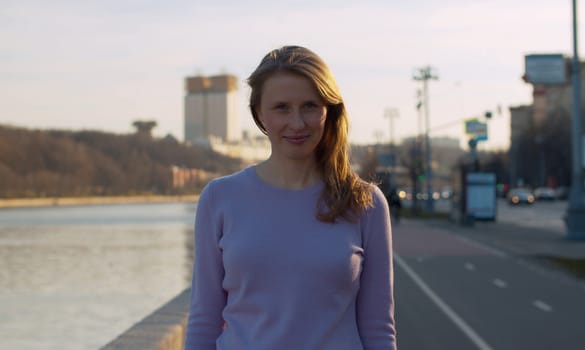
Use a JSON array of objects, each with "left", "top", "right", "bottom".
[
  {"left": 415, "top": 90, "right": 424, "bottom": 213},
  {"left": 416, "top": 89, "right": 423, "bottom": 138},
  {"left": 566, "top": 0, "right": 585, "bottom": 240},
  {"left": 383, "top": 108, "right": 399, "bottom": 191},
  {"left": 384, "top": 108, "right": 399, "bottom": 146},
  {"left": 413, "top": 66, "right": 438, "bottom": 212},
  {"left": 373, "top": 130, "right": 384, "bottom": 145}
]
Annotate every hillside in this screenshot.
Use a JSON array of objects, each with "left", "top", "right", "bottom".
[{"left": 0, "top": 125, "right": 242, "bottom": 198}]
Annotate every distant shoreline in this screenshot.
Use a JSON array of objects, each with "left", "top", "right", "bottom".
[{"left": 0, "top": 194, "right": 200, "bottom": 209}]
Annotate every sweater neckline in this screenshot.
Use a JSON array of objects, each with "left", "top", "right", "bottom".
[{"left": 247, "top": 165, "right": 324, "bottom": 194}]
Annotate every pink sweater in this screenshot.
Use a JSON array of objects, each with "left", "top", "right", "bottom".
[{"left": 185, "top": 166, "right": 396, "bottom": 350}]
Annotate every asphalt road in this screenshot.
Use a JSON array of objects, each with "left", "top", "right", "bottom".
[
  {"left": 496, "top": 198, "right": 567, "bottom": 234},
  {"left": 392, "top": 219, "right": 585, "bottom": 350},
  {"left": 404, "top": 197, "right": 568, "bottom": 234}
]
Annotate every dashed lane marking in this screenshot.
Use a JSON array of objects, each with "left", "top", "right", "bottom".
[
  {"left": 492, "top": 279, "right": 508, "bottom": 288},
  {"left": 533, "top": 300, "right": 553, "bottom": 312},
  {"left": 464, "top": 262, "right": 475, "bottom": 271}
]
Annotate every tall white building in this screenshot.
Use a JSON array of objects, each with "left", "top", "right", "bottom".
[{"left": 184, "top": 74, "right": 241, "bottom": 145}]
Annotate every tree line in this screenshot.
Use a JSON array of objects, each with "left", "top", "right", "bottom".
[{"left": 0, "top": 125, "right": 243, "bottom": 198}]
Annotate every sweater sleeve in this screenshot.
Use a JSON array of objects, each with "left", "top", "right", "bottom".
[
  {"left": 184, "top": 182, "right": 226, "bottom": 350},
  {"left": 356, "top": 186, "right": 397, "bottom": 350}
]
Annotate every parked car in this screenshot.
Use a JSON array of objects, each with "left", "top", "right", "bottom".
[
  {"left": 533, "top": 187, "right": 556, "bottom": 201},
  {"left": 507, "top": 188, "right": 535, "bottom": 205}
]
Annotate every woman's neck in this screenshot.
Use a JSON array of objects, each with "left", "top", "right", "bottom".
[{"left": 255, "top": 157, "right": 322, "bottom": 190}]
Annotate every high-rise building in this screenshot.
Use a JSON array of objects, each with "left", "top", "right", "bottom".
[
  {"left": 184, "top": 74, "right": 241, "bottom": 145},
  {"left": 508, "top": 58, "right": 585, "bottom": 187}
]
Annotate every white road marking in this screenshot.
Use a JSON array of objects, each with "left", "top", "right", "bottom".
[
  {"left": 533, "top": 300, "right": 553, "bottom": 312},
  {"left": 492, "top": 279, "right": 508, "bottom": 288},
  {"left": 464, "top": 262, "right": 475, "bottom": 271},
  {"left": 395, "top": 254, "right": 494, "bottom": 350}
]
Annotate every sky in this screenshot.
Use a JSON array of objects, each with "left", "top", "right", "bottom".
[{"left": 0, "top": 0, "right": 580, "bottom": 151}]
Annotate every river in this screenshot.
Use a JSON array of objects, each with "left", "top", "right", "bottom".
[{"left": 0, "top": 202, "right": 196, "bottom": 350}]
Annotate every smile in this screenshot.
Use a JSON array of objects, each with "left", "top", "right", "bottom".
[{"left": 283, "top": 135, "right": 309, "bottom": 144}]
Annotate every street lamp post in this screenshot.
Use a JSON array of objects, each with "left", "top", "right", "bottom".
[
  {"left": 383, "top": 108, "right": 399, "bottom": 190},
  {"left": 566, "top": 0, "right": 585, "bottom": 240},
  {"left": 384, "top": 108, "right": 399, "bottom": 146},
  {"left": 413, "top": 66, "right": 438, "bottom": 212}
]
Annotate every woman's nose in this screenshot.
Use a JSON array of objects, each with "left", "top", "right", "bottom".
[{"left": 289, "top": 109, "right": 307, "bottom": 129}]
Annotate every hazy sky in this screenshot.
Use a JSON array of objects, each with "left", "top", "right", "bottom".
[{"left": 0, "top": 0, "right": 579, "bottom": 150}]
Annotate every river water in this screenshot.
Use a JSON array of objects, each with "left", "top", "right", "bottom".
[{"left": 0, "top": 202, "right": 196, "bottom": 350}]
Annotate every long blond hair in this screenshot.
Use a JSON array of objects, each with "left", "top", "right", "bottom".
[{"left": 247, "top": 46, "right": 373, "bottom": 222}]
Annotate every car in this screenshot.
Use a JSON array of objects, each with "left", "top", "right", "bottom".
[
  {"left": 533, "top": 187, "right": 556, "bottom": 201},
  {"left": 507, "top": 188, "right": 535, "bottom": 205}
]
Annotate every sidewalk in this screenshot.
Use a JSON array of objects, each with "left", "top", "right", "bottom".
[{"left": 393, "top": 217, "right": 585, "bottom": 260}]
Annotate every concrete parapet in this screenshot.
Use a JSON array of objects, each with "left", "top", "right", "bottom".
[
  {"left": 100, "top": 289, "right": 190, "bottom": 350},
  {"left": 0, "top": 195, "right": 199, "bottom": 209}
]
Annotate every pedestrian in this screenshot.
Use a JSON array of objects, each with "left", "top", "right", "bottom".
[
  {"left": 387, "top": 188, "right": 402, "bottom": 225},
  {"left": 184, "top": 45, "right": 396, "bottom": 350}
]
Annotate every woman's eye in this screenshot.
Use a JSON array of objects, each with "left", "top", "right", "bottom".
[
  {"left": 304, "top": 102, "right": 318, "bottom": 109},
  {"left": 275, "top": 104, "right": 289, "bottom": 111}
]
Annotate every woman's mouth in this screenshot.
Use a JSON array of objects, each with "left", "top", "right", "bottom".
[{"left": 284, "top": 135, "right": 309, "bottom": 144}]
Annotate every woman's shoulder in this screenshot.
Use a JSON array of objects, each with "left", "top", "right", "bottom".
[
  {"left": 357, "top": 180, "right": 385, "bottom": 202},
  {"left": 205, "top": 166, "right": 255, "bottom": 191},
  {"left": 213, "top": 166, "right": 253, "bottom": 183},
  {"left": 362, "top": 182, "right": 389, "bottom": 212}
]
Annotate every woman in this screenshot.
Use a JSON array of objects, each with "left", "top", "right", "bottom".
[{"left": 185, "top": 45, "right": 396, "bottom": 350}]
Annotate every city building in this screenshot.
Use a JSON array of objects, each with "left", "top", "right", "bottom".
[
  {"left": 508, "top": 105, "right": 533, "bottom": 187},
  {"left": 509, "top": 57, "right": 585, "bottom": 188},
  {"left": 184, "top": 74, "right": 241, "bottom": 145},
  {"left": 183, "top": 73, "right": 270, "bottom": 163},
  {"left": 401, "top": 135, "right": 463, "bottom": 174}
]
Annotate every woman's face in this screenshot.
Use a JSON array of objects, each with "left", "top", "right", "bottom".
[{"left": 256, "top": 72, "right": 327, "bottom": 162}]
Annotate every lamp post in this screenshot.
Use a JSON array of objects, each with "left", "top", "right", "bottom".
[
  {"left": 373, "top": 130, "right": 384, "bottom": 145},
  {"left": 383, "top": 108, "right": 399, "bottom": 190},
  {"left": 384, "top": 108, "right": 399, "bottom": 147},
  {"left": 413, "top": 66, "right": 438, "bottom": 212},
  {"left": 566, "top": 0, "right": 585, "bottom": 239}
]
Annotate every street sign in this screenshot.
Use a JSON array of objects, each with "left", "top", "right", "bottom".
[
  {"left": 524, "top": 54, "right": 566, "bottom": 85},
  {"left": 465, "top": 119, "right": 488, "bottom": 141}
]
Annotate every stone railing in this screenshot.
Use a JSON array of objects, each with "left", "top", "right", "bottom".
[{"left": 100, "top": 289, "right": 190, "bottom": 350}]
